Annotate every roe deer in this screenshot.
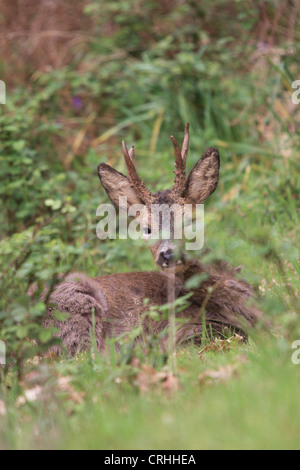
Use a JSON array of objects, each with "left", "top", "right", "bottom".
[{"left": 44, "top": 124, "right": 261, "bottom": 355}]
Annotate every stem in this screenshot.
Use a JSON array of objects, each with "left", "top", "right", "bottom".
[{"left": 167, "top": 272, "right": 177, "bottom": 375}]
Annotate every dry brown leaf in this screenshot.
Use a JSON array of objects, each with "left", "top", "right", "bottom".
[
  {"left": 198, "top": 334, "right": 244, "bottom": 357},
  {"left": 0, "top": 399, "right": 6, "bottom": 416},
  {"left": 16, "top": 385, "right": 43, "bottom": 406},
  {"left": 21, "top": 370, "right": 47, "bottom": 386},
  {"left": 57, "top": 375, "right": 85, "bottom": 404},
  {"left": 134, "top": 364, "right": 179, "bottom": 394},
  {"left": 130, "top": 357, "right": 141, "bottom": 368},
  {"left": 57, "top": 375, "right": 72, "bottom": 392},
  {"left": 16, "top": 371, "right": 85, "bottom": 408},
  {"left": 135, "top": 364, "right": 157, "bottom": 394},
  {"left": 162, "top": 373, "right": 180, "bottom": 393},
  {"left": 199, "top": 364, "right": 239, "bottom": 385}
]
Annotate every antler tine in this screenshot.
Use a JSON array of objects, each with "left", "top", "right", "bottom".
[
  {"left": 122, "top": 139, "right": 152, "bottom": 203},
  {"left": 171, "top": 123, "right": 190, "bottom": 195},
  {"left": 170, "top": 135, "right": 182, "bottom": 167},
  {"left": 128, "top": 144, "right": 135, "bottom": 162},
  {"left": 122, "top": 140, "right": 135, "bottom": 170}
]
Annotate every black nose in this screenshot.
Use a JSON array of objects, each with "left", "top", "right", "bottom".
[{"left": 158, "top": 249, "right": 174, "bottom": 267}]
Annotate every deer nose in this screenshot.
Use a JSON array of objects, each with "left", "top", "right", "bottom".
[{"left": 158, "top": 249, "right": 174, "bottom": 268}]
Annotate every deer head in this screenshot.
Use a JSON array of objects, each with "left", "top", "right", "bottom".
[{"left": 98, "top": 124, "right": 220, "bottom": 271}]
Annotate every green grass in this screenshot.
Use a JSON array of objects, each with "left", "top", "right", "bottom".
[{"left": 1, "top": 336, "right": 300, "bottom": 450}]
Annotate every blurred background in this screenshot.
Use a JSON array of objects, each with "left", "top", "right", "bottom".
[{"left": 0, "top": 0, "right": 299, "bottom": 449}]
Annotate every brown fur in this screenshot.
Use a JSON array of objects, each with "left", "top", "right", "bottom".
[{"left": 44, "top": 261, "right": 261, "bottom": 356}]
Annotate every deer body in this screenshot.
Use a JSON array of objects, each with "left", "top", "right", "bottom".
[
  {"left": 44, "top": 124, "right": 261, "bottom": 355},
  {"left": 44, "top": 261, "right": 260, "bottom": 356}
]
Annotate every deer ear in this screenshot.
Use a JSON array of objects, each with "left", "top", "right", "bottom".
[
  {"left": 183, "top": 148, "right": 220, "bottom": 204},
  {"left": 98, "top": 163, "right": 143, "bottom": 209}
]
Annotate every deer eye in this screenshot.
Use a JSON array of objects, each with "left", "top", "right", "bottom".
[{"left": 144, "top": 227, "right": 151, "bottom": 235}]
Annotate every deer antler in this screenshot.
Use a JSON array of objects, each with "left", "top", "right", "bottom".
[
  {"left": 171, "top": 123, "right": 189, "bottom": 196},
  {"left": 122, "top": 140, "right": 152, "bottom": 203}
]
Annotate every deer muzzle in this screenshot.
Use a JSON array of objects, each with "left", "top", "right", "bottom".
[{"left": 153, "top": 241, "right": 185, "bottom": 269}]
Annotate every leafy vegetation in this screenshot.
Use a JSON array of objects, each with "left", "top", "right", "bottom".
[{"left": 0, "top": 0, "right": 299, "bottom": 450}]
